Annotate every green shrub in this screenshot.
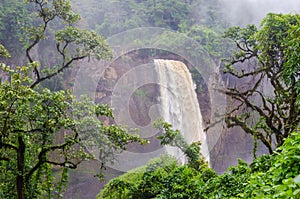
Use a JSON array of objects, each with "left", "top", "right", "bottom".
[{"left": 99, "top": 132, "right": 300, "bottom": 199}]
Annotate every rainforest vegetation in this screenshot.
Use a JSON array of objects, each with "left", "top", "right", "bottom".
[
  {"left": 0, "top": 1, "right": 146, "bottom": 198},
  {"left": 98, "top": 131, "right": 300, "bottom": 198},
  {"left": 0, "top": 0, "right": 299, "bottom": 198}
]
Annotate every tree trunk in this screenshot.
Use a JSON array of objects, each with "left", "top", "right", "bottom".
[{"left": 17, "top": 135, "right": 25, "bottom": 199}]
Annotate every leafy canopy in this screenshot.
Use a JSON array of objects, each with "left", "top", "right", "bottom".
[
  {"left": 222, "top": 13, "right": 300, "bottom": 153},
  {"left": 0, "top": 0, "right": 145, "bottom": 198}
]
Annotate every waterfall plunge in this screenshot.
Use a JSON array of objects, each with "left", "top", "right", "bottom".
[{"left": 155, "top": 59, "right": 209, "bottom": 164}]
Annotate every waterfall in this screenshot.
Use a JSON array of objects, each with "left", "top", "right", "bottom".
[{"left": 154, "top": 59, "right": 209, "bottom": 164}]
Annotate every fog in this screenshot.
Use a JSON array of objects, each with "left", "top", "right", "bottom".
[
  {"left": 72, "top": 0, "right": 300, "bottom": 32},
  {"left": 221, "top": 0, "right": 300, "bottom": 26}
]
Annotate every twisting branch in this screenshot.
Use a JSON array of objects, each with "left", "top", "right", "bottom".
[
  {"left": 225, "top": 115, "right": 273, "bottom": 154},
  {"left": 25, "top": 131, "right": 79, "bottom": 182},
  {"left": 223, "top": 14, "right": 300, "bottom": 153},
  {"left": 30, "top": 55, "right": 86, "bottom": 88},
  {"left": 25, "top": 1, "right": 54, "bottom": 82},
  {"left": 45, "top": 160, "right": 80, "bottom": 169}
]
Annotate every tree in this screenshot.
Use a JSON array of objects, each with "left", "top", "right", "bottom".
[
  {"left": 222, "top": 13, "right": 300, "bottom": 154},
  {"left": 0, "top": 1, "right": 145, "bottom": 198},
  {"left": 154, "top": 119, "right": 207, "bottom": 170},
  {"left": 22, "top": 0, "right": 112, "bottom": 88}
]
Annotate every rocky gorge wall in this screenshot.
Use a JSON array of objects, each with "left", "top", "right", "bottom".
[{"left": 65, "top": 49, "right": 268, "bottom": 198}]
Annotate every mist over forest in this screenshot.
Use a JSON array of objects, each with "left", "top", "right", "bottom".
[
  {"left": 71, "top": 0, "right": 300, "bottom": 34},
  {"left": 0, "top": 0, "right": 299, "bottom": 198},
  {"left": 221, "top": 0, "right": 300, "bottom": 25}
]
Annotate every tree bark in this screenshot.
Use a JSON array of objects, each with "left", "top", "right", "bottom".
[{"left": 17, "top": 135, "right": 25, "bottom": 199}]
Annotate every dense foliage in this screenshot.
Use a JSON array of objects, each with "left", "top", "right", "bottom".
[
  {"left": 71, "top": 0, "right": 228, "bottom": 59},
  {"left": 0, "top": 0, "right": 145, "bottom": 198},
  {"left": 0, "top": 64, "right": 144, "bottom": 198},
  {"left": 98, "top": 131, "right": 300, "bottom": 198},
  {"left": 72, "top": 0, "right": 224, "bottom": 33}
]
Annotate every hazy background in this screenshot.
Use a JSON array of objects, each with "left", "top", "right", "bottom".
[{"left": 221, "top": 0, "right": 300, "bottom": 26}]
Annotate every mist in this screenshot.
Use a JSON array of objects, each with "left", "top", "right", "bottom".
[{"left": 221, "top": 0, "right": 300, "bottom": 26}]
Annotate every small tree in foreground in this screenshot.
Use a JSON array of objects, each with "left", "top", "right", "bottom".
[
  {"left": 223, "top": 13, "right": 300, "bottom": 154},
  {"left": 154, "top": 119, "right": 207, "bottom": 170},
  {"left": 0, "top": 1, "right": 145, "bottom": 198}
]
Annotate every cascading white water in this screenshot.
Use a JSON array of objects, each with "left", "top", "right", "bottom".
[{"left": 155, "top": 59, "right": 209, "bottom": 164}]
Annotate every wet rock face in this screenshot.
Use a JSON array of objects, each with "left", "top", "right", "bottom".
[
  {"left": 95, "top": 49, "right": 211, "bottom": 154},
  {"left": 103, "top": 67, "right": 118, "bottom": 80},
  {"left": 209, "top": 66, "right": 270, "bottom": 173},
  {"left": 96, "top": 49, "right": 211, "bottom": 127},
  {"left": 209, "top": 126, "right": 269, "bottom": 173}
]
